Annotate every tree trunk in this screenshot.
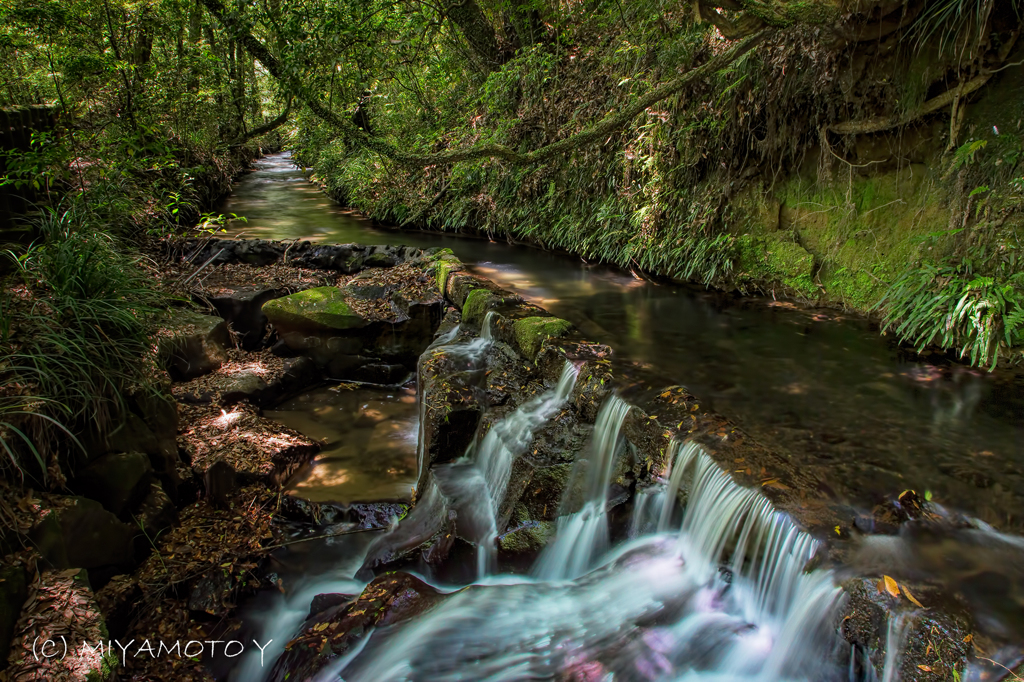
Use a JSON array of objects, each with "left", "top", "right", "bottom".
[{"left": 443, "top": 0, "right": 502, "bottom": 71}]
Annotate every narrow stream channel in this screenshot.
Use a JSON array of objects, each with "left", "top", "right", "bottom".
[
  {"left": 219, "top": 152, "right": 1024, "bottom": 681},
  {"left": 224, "top": 152, "right": 1024, "bottom": 530}
]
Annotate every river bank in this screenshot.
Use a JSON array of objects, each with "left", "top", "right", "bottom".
[{"left": 1, "top": 234, "right": 1003, "bottom": 680}]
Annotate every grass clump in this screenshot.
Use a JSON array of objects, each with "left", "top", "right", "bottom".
[{"left": 1, "top": 204, "right": 166, "bottom": 481}]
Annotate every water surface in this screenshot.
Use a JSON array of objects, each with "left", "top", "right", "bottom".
[{"left": 223, "top": 153, "right": 1024, "bottom": 530}]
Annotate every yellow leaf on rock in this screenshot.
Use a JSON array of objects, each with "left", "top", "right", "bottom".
[
  {"left": 917, "top": 664, "right": 932, "bottom": 672},
  {"left": 901, "top": 584, "right": 926, "bottom": 608},
  {"left": 879, "top": 575, "right": 900, "bottom": 598}
]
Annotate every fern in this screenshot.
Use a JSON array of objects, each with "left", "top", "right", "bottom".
[{"left": 876, "top": 260, "right": 1024, "bottom": 369}]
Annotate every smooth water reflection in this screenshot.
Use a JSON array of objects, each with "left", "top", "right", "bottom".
[
  {"left": 268, "top": 384, "right": 419, "bottom": 504},
  {"left": 224, "top": 153, "right": 1024, "bottom": 530}
]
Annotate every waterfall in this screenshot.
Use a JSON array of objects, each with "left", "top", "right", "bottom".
[
  {"left": 534, "top": 394, "right": 632, "bottom": 580},
  {"left": 435, "top": 361, "right": 580, "bottom": 577},
  {"left": 229, "top": 549, "right": 369, "bottom": 682},
  {"left": 336, "top": 442, "right": 846, "bottom": 682},
  {"left": 480, "top": 310, "right": 495, "bottom": 341},
  {"left": 415, "top": 314, "right": 495, "bottom": 485},
  {"left": 628, "top": 438, "right": 693, "bottom": 537},
  {"left": 880, "top": 612, "right": 914, "bottom": 682}
]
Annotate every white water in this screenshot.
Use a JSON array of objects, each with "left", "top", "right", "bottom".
[
  {"left": 433, "top": 360, "right": 580, "bottom": 576},
  {"left": 230, "top": 549, "right": 369, "bottom": 682},
  {"left": 534, "top": 394, "right": 632, "bottom": 580},
  {"left": 330, "top": 432, "right": 844, "bottom": 682},
  {"left": 414, "top": 313, "right": 495, "bottom": 484}
]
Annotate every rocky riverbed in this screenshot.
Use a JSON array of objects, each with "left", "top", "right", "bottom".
[{"left": 1, "top": 237, "right": 1019, "bottom": 681}]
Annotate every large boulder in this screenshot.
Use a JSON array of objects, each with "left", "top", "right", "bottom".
[
  {"left": 263, "top": 273, "right": 443, "bottom": 378},
  {"left": 71, "top": 451, "right": 153, "bottom": 518},
  {"left": 156, "top": 309, "right": 230, "bottom": 380},
  {"left": 262, "top": 286, "right": 369, "bottom": 334},
  {"left": 29, "top": 497, "right": 137, "bottom": 576}
]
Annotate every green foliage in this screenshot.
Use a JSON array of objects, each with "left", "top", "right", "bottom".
[
  {"left": 1, "top": 204, "right": 167, "bottom": 478},
  {"left": 876, "top": 260, "right": 1024, "bottom": 369}
]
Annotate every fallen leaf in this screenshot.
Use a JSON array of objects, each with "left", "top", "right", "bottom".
[
  {"left": 901, "top": 584, "right": 926, "bottom": 608},
  {"left": 917, "top": 664, "right": 932, "bottom": 672},
  {"left": 879, "top": 575, "right": 900, "bottom": 598}
]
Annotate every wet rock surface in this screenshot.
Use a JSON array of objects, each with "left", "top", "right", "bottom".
[
  {"left": 7, "top": 235, "right": 1018, "bottom": 681},
  {"left": 268, "top": 572, "right": 445, "bottom": 682}
]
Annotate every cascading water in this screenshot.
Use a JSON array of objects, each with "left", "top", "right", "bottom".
[
  {"left": 326, "top": 434, "right": 846, "bottom": 682},
  {"left": 630, "top": 439, "right": 695, "bottom": 537},
  {"left": 414, "top": 312, "right": 496, "bottom": 483},
  {"left": 230, "top": 549, "right": 370, "bottom": 682},
  {"left": 421, "top": 361, "right": 580, "bottom": 577},
  {"left": 534, "top": 394, "right": 632, "bottom": 580},
  {"left": 471, "top": 361, "right": 579, "bottom": 574}
]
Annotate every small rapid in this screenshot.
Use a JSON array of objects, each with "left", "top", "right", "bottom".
[{"left": 324, "top": 424, "right": 844, "bottom": 682}]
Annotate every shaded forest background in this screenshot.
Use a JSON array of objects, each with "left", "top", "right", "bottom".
[{"left": 0, "top": 0, "right": 1023, "bottom": 483}]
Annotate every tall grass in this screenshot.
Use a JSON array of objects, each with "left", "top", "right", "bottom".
[{"left": 1, "top": 203, "right": 166, "bottom": 480}]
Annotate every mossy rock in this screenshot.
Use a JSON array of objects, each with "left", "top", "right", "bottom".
[
  {"left": 262, "top": 286, "right": 369, "bottom": 332},
  {"left": 431, "top": 257, "right": 462, "bottom": 293},
  {"left": 499, "top": 521, "right": 556, "bottom": 554},
  {"left": 737, "top": 235, "right": 817, "bottom": 297},
  {"left": 462, "top": 288, "right": 498, "bottom": 325},
  {"left": 513, "top": 316, "right": 573, "bottom": 360}
]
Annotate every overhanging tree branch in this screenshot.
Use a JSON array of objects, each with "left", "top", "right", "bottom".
[
  {"left": 230, "top": 96, "right": 292, "bottom": 145},
  {"left": 199, "top": 0, "right": 767, "bottom": 166}
]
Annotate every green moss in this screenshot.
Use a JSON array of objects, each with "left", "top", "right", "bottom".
[
  {"left": 262, "top": 286, "right": 368, "bottom": 331},
  {"left": 499, "top": 521, "right": 556, "bottom": 554},
  {"left": 513, "top": 316, "right": 573, "bottom": 359},
  {"left": 426, "top": 247, "right": 456, "bottom": 261},
  {"left": 462, "top": 288, "right": 498, "bottom": 325},
  {"left": 363, "top": 252, "right": 395, "bottom": 267},
  {"left": 431, "top": 258, "right": 461, "bottom": 293},
  {"left": 774, "top": 166, "right": 950, "bottom": 308},
  {"left": 736, "top": 234, "right": 817, "bottom": 297}
]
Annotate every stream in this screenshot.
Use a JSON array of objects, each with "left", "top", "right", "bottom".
[{"left": 220, "top": 152, "right": 1024, "bottom": 681}]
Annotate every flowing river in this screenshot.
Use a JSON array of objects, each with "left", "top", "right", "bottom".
[{"left": 221, "top": 152, "right": 1024, "bottom": 681}]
